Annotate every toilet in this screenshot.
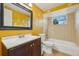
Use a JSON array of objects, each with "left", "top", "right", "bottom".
[{"left": 39, "top": 34, "right": 54, "bottom": 56}]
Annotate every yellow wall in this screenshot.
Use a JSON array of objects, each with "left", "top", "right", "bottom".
[{"left": 0, "top": 4, "right": 43, "bottom": 55}]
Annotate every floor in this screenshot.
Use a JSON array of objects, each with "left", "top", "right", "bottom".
[{"left": 43, "top": 49, "right": 70, "bottom": 56}]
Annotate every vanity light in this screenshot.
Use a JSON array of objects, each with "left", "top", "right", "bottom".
[
  {"left": 19, "top": 3, "right": 32, "bottom": 10},
  {"left": 28, "top": 3, "right": 32, "bottom": 7}
]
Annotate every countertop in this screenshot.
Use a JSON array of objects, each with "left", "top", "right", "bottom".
[{"left": 2, "top": 35, "right": 40, "bottom": 49}]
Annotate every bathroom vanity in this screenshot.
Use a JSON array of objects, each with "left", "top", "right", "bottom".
[{"left": 1, "top": 35, "right": 41, "bottom": 56}]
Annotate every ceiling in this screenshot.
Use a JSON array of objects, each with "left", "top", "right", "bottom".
[{"left": 35, "top": 3, "right": 64, "bottom": 11}]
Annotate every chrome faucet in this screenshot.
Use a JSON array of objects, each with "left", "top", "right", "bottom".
[{"left": 18, "top": 35, "right": 24, "bottom": 38}]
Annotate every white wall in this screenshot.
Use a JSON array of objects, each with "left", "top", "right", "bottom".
[
  {"left": 43, "top": 4, "right": 79, "bottom": 42},
  {"left": 75, "top": 10, "right": 79, "bottom": 34},
  {"left": 43, "top": 4, "right": 79, "bottom": 35}
]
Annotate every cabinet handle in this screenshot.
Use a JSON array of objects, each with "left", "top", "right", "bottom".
[
  {"left": 33, "top": 43, "right": 34, "bottom": 46},
  {"left": 30, "top": 43, "right": 34, "bottom": 47},
  {"left": 30, "top": 44, "right": 32, "bottom": 47}
]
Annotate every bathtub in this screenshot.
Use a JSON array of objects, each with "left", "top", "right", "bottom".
[{"left": 43, "top": 39, "right": 79, "bottom": 56}]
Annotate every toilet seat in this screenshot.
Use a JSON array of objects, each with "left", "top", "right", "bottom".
[{"left": 41, "top": 41, "right": 55, "bottom": 55}]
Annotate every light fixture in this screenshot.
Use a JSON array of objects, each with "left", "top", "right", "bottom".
[
  {"left": 19, "top": 3, "right": 32, "bottom": 10},
  {"left": 28, "top": 3, "right": 32, "bottom": 7}
]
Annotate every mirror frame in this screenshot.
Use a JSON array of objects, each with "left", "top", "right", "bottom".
[{"left": 0, "top": 3, "right": 32, "bottom": 30}]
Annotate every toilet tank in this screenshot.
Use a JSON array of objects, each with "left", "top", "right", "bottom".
[{"left": 39, "top": 34, "right": 46, "bottom": 41}]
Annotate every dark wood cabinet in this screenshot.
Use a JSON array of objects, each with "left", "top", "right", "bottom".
[
  {"left": 31, "top": 39, "right": 41, "bottom": 56},
  {"left": 2, "top": 38, "right": 41, "bottom": 56},
  {"left": 8, "top": 43, "right": 29, "bottom": 56}
]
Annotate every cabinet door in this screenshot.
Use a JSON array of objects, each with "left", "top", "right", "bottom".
[
  {"left": 8, "top": 43, "right": 29, "bottom": 56},
  {"left": 31, "top": 38, "right": 41, "bottom": 56},
  {"left": 26, "top": 41, "right": 33, "bottom": 56}
]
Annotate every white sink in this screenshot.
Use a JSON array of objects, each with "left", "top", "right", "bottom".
[{"left": 2, "top": 35, "right": 40, "bottom": 49}]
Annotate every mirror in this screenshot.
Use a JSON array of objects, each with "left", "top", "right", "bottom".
[
  {"left": 0, "top": 3, "right": 32, "bottom": 30},
  {"left": 53, "top": 15, "right": 67, "bottom": 25}
]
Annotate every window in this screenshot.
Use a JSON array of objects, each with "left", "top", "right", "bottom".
[{"left": 53, "top": 15, "right": 67, "bottom": 25}]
